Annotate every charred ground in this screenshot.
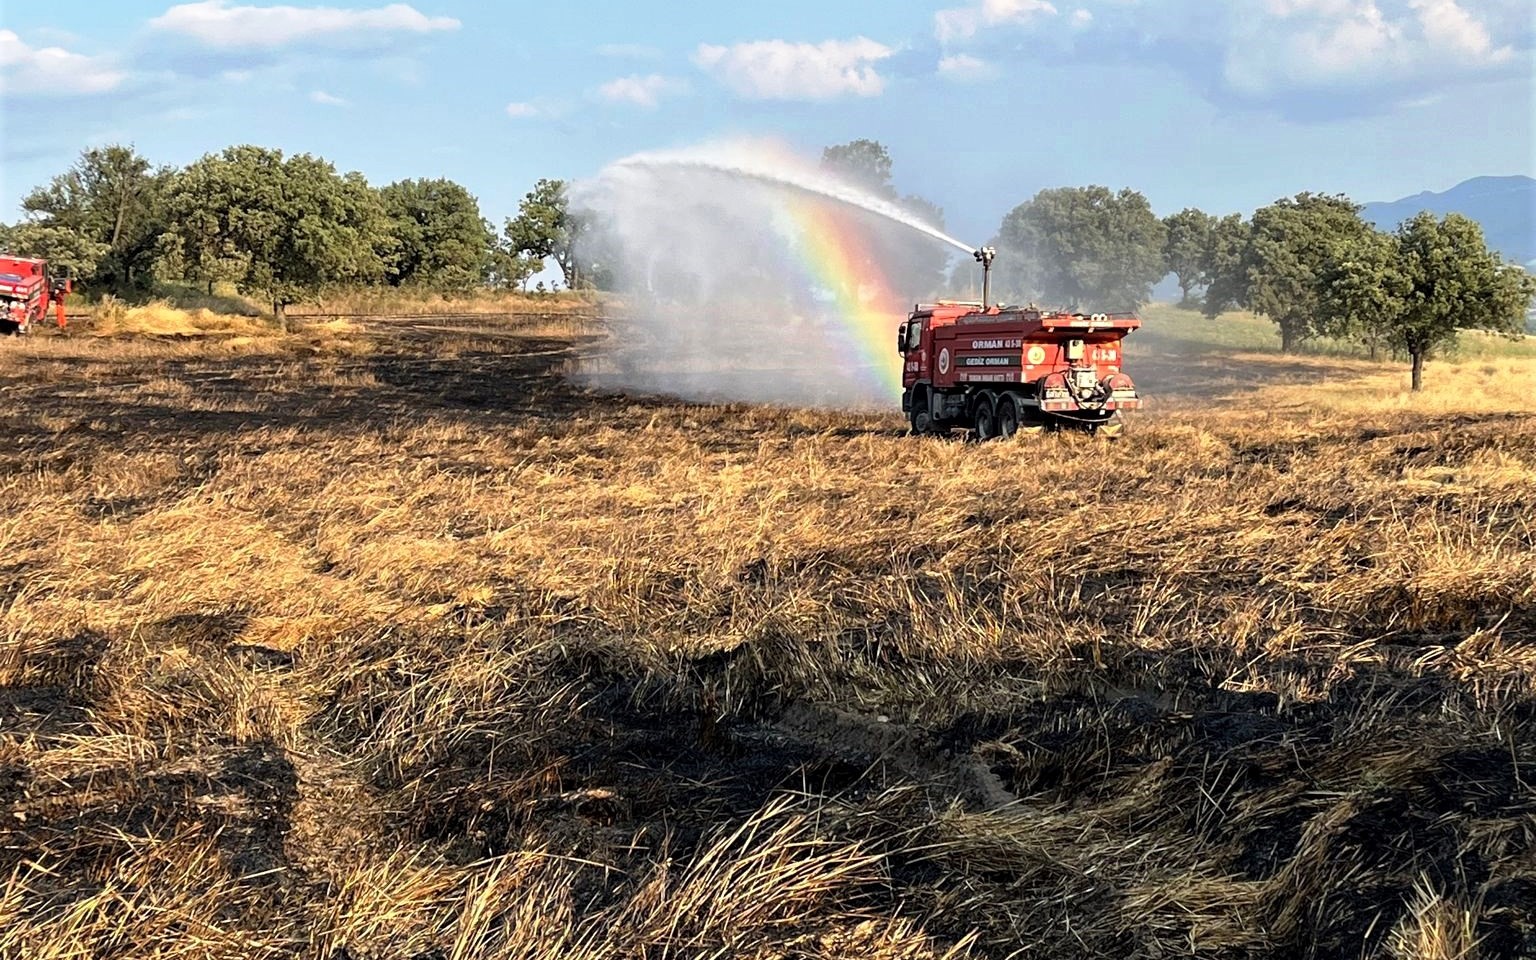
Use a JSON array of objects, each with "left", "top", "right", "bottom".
[{"left": 2, "top": 313, "right": 1533, "bottom": 959}]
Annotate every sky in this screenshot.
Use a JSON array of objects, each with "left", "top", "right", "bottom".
[{"left": 1, "top": 0, "right": 1532, "bottom": 247}]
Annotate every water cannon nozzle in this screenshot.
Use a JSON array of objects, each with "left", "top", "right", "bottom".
[{"left": 974, "top": 246, "right": 995, "bottom": 265}]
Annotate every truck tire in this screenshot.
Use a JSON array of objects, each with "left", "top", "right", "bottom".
[
  {"left": 997, "top": 393, "right": 1021, "bottom": 439},
  {"left": 974, "top": 393, "right": 998, "bottom": 441},
  {"left": 909, "top": 388, "right": 934, "bottom": 435}
]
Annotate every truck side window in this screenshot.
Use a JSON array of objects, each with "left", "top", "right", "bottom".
[{"left": 906, "top": 323, "right": 923, "bottom": 351}]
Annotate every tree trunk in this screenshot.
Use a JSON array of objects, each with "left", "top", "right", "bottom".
[
  {"left": 1280, "top": 323, "right": 1297, "bottom": 354},
  {"left": 207, "top": 280, "right": 214, "bottom": 296},
  {"left": 1178, "top": 278, "right": 1192, "bottom": 306},
  {"left": 1410, "top": 349, "right": 1424, "bottom": 392},
  {"left": 274, "top": 300, "right": 287, "bottom": 334}
]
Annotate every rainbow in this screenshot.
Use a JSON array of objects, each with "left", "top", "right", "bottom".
[{"left": 780, "top": 193, "right": 908, "bottom": 400}]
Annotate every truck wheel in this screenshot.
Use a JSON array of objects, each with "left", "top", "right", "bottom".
[
  {"left": 974, "top": 394, "right": 998, "bottom": 441},
  {"left": 997, "top": 394, "right": 1021, "bottom": 439},
  {"left": 909, "top": 390, "right": 934, "bottom": 435}
]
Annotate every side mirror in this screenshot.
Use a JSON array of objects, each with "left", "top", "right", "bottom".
[{"left": 896, "top": 322, "right": 909, "bottom": 355}]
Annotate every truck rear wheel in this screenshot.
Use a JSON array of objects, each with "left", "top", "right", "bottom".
[
  {"left": 974, "top": 393, "right": 998, "bottom": 441},
  {"left": 997, "top": 394, "right": 1021, "bottom": 439}
]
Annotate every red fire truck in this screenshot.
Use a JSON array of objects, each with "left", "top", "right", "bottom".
[
  {"left": 899, "top": 248, "right": 1142, "bottom": 438},
  {"left": 0, "top": 255, "right": 70, "bottom": 335}
]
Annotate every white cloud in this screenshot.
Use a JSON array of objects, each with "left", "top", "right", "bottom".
[
  {"left": 597, "top": 73, "right": 682, "bottom": 108},
  {"left": 1224, "top": 0, "right": 1514, "bottom": 97},
  {"left": 1409, "top": 0, "right": 1501, "bottom": 56},
  {"left": 1070, "top": 8, "right": 1093, "bottom": 27},
  {"left": 0, "top": 29, "right": 126, "bottom": 97},
  {"left": 309, "top": 88, "right": 348, "bottom": 105},
  {"left": 935, "top": 0, "right": 1058, "bottom": 45},
  {"left": 147, "top": 0, "right": 459, "bottom": 49},
  {"left": 937, "top": 52, "right": 992, "bottom": 80},
  {"left": 694, "top": 37, "right": 894, "bottom": 100},
  {"left": 505, "top": 101, "right": 540, "bottom": 118}
]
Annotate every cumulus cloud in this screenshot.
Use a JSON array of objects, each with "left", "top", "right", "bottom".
[
  {"left": 309, "top": 88, "right": 347, "bottom": 105},
  {"left": 0, "top": 29, "right": 126, "bottom": 97},
  {"left": 147, "top": 0, "right": 459, "bottom": 50},
  {"left": 505, "top": 101, "right": 540, "bottom": 118},
  {"left": 935, "top": 0, "right": 1058, "bottom": 45},
  {"left": 597, "top": 73, "right": 684, "bottom": 109},
  {"left": 936, "top": 52, "right": 992, "bottom": 80},
  {"left": 936, "top": 0, "right": 1528, "bottom": 116},
  {"left": 1223, "top": 0, "right": 1513, "bottom": 98},
  {"left": 694, "top": 37, "right": 893, "bottom": 100}
]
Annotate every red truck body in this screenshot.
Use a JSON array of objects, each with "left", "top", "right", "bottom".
[
  {"left": 0, "top": 254, "right": 69, "bottom": 335},
  {"left": 899, "top": 301, "right": 1142, "bottom": 437}
]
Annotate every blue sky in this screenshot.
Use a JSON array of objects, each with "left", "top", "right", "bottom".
[{"left": 1, "top": 0, "right": 1532, "bottom": 245}]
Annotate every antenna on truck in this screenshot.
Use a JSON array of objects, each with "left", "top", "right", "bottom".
[{"left": 973, "top": 247, "right": 996, "bottom": 310}]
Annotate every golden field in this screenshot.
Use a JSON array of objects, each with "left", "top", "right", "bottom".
[{"left": 1, "top": 306, "right": 1533, "bottom": 959}]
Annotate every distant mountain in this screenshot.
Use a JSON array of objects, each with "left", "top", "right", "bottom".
[{"left": 1361, "top": 175, "right": 1535, "bottom": 267}]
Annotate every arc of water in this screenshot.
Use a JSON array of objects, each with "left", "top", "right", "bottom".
[{"left": 613, "top": 152, "right": 979, "bottom": 257}]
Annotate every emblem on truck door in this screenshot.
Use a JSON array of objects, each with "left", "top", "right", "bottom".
[{"left": 938, "top": 348, "right": 951, "bottom": 375}]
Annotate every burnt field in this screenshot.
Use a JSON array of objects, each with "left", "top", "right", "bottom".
[{"left": 2, "top": 314, "right": 1534, "bottom": 959}]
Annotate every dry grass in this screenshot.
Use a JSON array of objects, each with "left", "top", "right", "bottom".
[
  {"left": 1, "top": 316, "right": 1533, "bottom": 958},
  {"left": 298, "top": 286, "right": 600, "bottom": 317}
]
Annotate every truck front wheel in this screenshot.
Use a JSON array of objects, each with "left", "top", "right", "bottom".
[{"left": 909, "top": 388, "right": 934, "bottom": 435}]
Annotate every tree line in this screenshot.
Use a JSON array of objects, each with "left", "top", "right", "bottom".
[
  {"left": 4, "top": 141, "right": 1531, "bottom": 389},
  {"left": 0, "top": 145, "right": 586, "bottom": 323},
  {"left": 983, "top": 185, "right": 1533, "bottom": 390}
]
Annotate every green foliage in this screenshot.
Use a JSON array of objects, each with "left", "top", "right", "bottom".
[
  {"left": 505, "top": 179, "right": 588, "bottom": 290},
  {"left": 161, "top": 146, "right": 390, "bottom": 318},
  {"left": 820, "top": 139, "right": 896, "bottom": 200},
  {"left": 380, "top": 178, "right": 495, "bottom": 290},
  {"left": 993, "top": 186, "right": 1167, "bottom": 310},
  {"left": 1232, "top": 193, "right": 1372, "bottom": 351},
  {"left": 1162, "top": 208, "right": 1216, "bottom": 305},
  {"left": 1322, "top": 213, "right": 1536, "bottom": 389},
  {"left": 1317, "top": 227, "right": 1405, "bottom": 359},
  {"left": 2, "top": 222, "right": 111, "bottom": 279},
  {"left": 19, "top": 145, "right": 169, "bottom": 291},
  {"left": 820, "top": 140, "right": 949, "bottom": 297},
  {"left": 1200, "top": 214, "right": 1251, "bottom": 316}
]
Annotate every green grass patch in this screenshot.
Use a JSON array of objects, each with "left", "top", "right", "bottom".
[{"left": 1136, "top": 301, "right": 1536, "bottom": 362}]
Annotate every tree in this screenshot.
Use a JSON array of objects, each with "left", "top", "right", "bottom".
[
  {"left": 1324, "top": 214, "right": 1536, "bottom": 390},
  {"left": 1233, "top": 193, "right": 1372, "bottom": 352},
  {"left": 1201, "top": 214, "right": 1251, "bottom": 316},
  {"left": 380, "top": 178, "right": 495, "bottom": 290},
  {"left": 1162, "top": 208, "right": 1216, "bottom": 306},
  {"left": 820, "top": 139, "right": 896, "bottom": 199},
  {"left": 992, "top": 186, "right": 1167, "bottom": 310},
  {"left": 19, "top": 145, "right": 169, "bottom": 291},
  {"left": 505, "top": 179, "right": 587, "bottom": 290},
  {"left": 1, "top": 222, "right": 111, "bottom": 279},
  {"left": 161, "top": 146, "right": 390, "bottom": 325},
  {"left": 822, "top": 139, "right": 949, "bottom": 298},
  {"left": 1317, "top": 228, "right": 1404, "bottom": 361},
  {"left": 482, "top": 232, "right": 541, "bottom": 291}
]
